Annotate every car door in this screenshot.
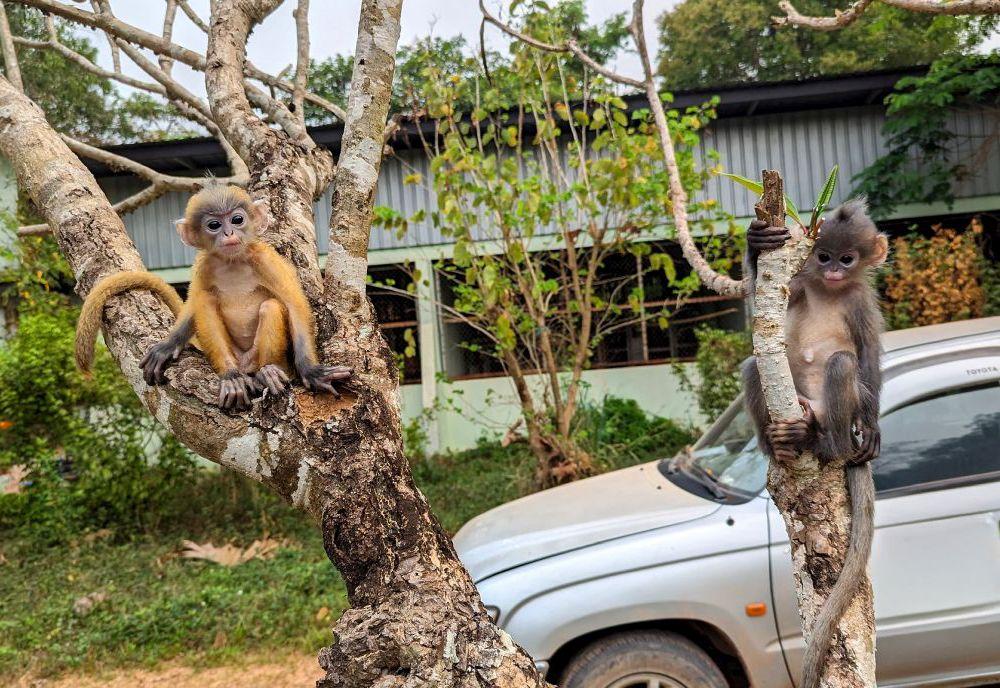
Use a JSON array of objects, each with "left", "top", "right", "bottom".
[{"left": 769, "top": 379, "right": 1000, "bottom": 686}]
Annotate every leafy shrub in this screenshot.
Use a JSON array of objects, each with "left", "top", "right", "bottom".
[
  {"left": 575, "top": 396, "right": 697, "bottom": 468},
  {"left": 0, "top": 311, "right": 196, "bottom": 542},
  {"left": 674, "top": 326, "right": 751, "bottom": 419},
  {"left": 882, "top": 220, "right": 986, "bottom": 330}
]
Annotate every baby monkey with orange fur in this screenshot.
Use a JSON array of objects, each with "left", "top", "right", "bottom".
[{"left": 76, "top": 185, "right": 351, "bottom": 409}]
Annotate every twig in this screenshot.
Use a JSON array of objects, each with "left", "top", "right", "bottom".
[
  {"left": 0, "top": 3, "right": 24, "bottom": 91},
  {"left": 292, "top": 0, "right": 310, "bottom": 124}
]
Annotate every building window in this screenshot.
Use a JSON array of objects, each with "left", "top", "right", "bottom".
[{"left": 368, "top": 264, "right": 421, "bottom": 384}]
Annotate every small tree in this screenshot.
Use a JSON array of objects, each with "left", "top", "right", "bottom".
[{"left": 384, "top": 7, "right": 737, "bottom": 486}]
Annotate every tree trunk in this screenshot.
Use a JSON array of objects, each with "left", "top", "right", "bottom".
[
  {"left": 0, "top": 0, "right": 548, "bottom": 683},
  {"left": 753, "top": 171, "right": 876, "bottom": 688}
]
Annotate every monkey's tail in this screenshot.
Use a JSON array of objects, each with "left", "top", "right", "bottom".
[
  {"left": 75, "top": 272, "right": 184, "bottom": 375},
  {"left": 800, "top": 461, "right": 876, "bottom": 688}
]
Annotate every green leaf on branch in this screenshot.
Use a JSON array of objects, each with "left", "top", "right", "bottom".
[{"left": 809, "top": 164, "right": 839, "bottom": 235}]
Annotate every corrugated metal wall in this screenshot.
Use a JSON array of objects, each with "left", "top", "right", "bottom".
[{"left": 99, "top": 104, "right": 999, "bottom": 272}]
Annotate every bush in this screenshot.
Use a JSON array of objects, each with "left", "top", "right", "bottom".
[
  {"left": 575, "top": 395, "right": 697, "bottom": 469},
  {"left": 882, "top": 220, "right": 987, "bottom": 330},
  {"left": 674, "top": 326, "right": 751, "bottom": 419},
  {"left": 0, "top": 311, "right": 197, "bottom": 542}
]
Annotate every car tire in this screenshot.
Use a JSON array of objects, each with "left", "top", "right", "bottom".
[{"left": 560, "top": 630, "right": 728, "bottom": 688}]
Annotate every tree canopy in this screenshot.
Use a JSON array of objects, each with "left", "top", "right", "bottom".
[
  {"left": 0, "top": 7, "right": 190, "bottom": 144},
  {"left": 305, "top": 0, "right": 629, "bottom": 125},
  {"left": 656, "top": 0, "right": 997, "bottom": 89}
]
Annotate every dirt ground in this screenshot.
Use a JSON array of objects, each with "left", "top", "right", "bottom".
[{"left": 13, "top": 652, "right": 324, "bottom": 688}]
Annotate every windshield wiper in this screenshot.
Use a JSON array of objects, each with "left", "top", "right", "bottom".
[{"left": 683, "top": 463, "right": 727, "bottom": 500}]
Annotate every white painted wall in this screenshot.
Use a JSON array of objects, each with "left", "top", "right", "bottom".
[{"left": 398, "top": 362, "right": 704, "bottom": 453}]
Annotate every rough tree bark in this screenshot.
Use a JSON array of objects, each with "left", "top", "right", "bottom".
[
  {"left": 753, "top": 172, "right": 876, "bottom": 688},
  {"left": 0, "top": 1, "right": 546, "bottom": 686}
]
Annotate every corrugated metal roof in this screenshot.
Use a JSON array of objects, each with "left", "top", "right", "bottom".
[{"left": 103, "top": 101, "right": 999, "bottom": 272}]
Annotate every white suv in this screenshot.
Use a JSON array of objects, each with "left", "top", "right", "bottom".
[{"left": 455, "top": 317, "right": 1000, "bottom": 688}]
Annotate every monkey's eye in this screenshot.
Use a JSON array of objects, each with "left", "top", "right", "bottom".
[
  {"left": 231, "top": 214, "right": 245, "bottom": 226},
  {"left": 816, "top": 252, "right": 831, "bottom": 264},
  {"left": 206, "top": 219, "right": 222, "bottom": 231},
  {"left": 840, "top": 254, "right": 855, "bottom": 266}
]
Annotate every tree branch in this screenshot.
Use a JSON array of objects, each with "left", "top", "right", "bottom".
[
  {"left": 292, "top": 0, "right": 310, "bottom": 126},
  {"left": 324, "top": 0, "right": 402, "bottom": 294},
  {"left": 206, "top": 0, "right": 311, "bottom": 150},
  {"left": 14, "top": 0, "right": 348, "bottom": 124},
  {"left": 17, "top": 134, "right": 248, "bottom": 236},
  {"left": 629, "top": 0, "right": 745, "bottom": 296},
  {"left": 160, "top": 0, "right": 178, "bottom": 75},
  {"left": 478, "top": 0, "right": 644, "bottom": 88},
  {"left": 177, "top": 0, "right": 208, "bottom": 33},
  {"left": 0, "top": 3, "right": 24, "bottom": 90},
  {"left": 776, "top": 0, "right": 1000, "bottom": 30},
  {"left": 753, "top": 171, "right": 875, "bottom": 688}
]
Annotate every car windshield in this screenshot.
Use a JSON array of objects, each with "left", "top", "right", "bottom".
[{"left": 681, "top": 401, "right": 768, "bottom": 497}]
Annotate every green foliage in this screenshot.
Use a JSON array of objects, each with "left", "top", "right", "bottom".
[
  {"left": 854, "top": 52, "right": 1000, "bottom": 216},
  {"left": 0, "top": 311, "right": 197, "bottom": 542},
  {"left": 0, "top": 7, "right": 191, "bottom": 144},
  {"left": 656, "top": 0, "right": 995, "bottom": 89},
  {"left": 0, "top": 225, "right": 196, "bottom": 543},
  {"left": 674, "top": 327, "right": 752, "bottom": 419},
  {"left": 304, "top": 0, "right": 629, "bottom": 123},
  {"left": 574, "top": 396, "right": 697, "bottom": 468}
]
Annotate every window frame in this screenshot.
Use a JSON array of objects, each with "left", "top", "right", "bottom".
[{"left": 874, "top": 380, "right": 1000, "bottom": 500}]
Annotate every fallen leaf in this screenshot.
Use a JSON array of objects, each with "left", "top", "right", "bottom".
[
  {"left": 73, "top": 591, "right": 108, "bottom": 616},
  {"left": 1, "top": 464, "right": 31, "bottom": 494},
  {"left": 83, "top": 528, "right": 114, "bottom": 544},
  {"left": 179, "top": 538, "right": 285, "bottom": 567}
]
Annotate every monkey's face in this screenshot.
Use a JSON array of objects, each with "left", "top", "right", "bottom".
[
  {"left": 812, "top": 246, "right": 860, "bottom": 289},
  {"left": 202, "top": 206, "right": 255, "bottom": 256}
]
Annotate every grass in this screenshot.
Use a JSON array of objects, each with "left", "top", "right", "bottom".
[{"left": 0, "top": 402, "right": 696, "bottom": 680}]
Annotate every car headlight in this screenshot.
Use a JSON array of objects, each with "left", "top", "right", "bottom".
[{"left": 485, "top": 605, "right": 500, "bottom": 623}]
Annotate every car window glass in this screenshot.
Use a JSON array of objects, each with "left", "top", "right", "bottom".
[{"left": 875, "top": 382, "right": 1000, "bottom": 494}]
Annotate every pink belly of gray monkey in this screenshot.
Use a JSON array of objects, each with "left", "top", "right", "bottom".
[{"left": 787, "top": 318, "right": 854, "bottom": 424}]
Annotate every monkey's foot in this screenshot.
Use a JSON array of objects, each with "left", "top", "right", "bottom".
[
  {"left": 219, "top": 370, "right": 256, "bottom": 410},
  {"left": 140, "top": 340, "right": 182, "bottom": 385},
  {"left": 255, "top": 364, "right": 290, "bottom": 397},
  {"left": 748, "top": 219, "right": 791, "bottom": 252},
  {"left": 299, "top": 364, "right": 353, "bottom": 397},
  {"left": 849, "top": 424, "right": 880, "bottom": 465}
]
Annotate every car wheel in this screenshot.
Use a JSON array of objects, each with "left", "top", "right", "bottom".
[{"left": 560, "top": 630, "right": 728, "bottom": 688}]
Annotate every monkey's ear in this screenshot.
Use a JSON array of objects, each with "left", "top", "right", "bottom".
[
  {"left": 175, "top": 218, "right": 200, "bottom": 248},
  {"left": 251, "top": 199, "right": 271, "bottom": 229},
  {"left": 870, "top": 233, "right": 889, "bottom": 266}
]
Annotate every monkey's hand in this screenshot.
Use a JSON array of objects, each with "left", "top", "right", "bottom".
[
  {"left": 255, "top": 364, "right": 290, "bottom": 397},
  {"left": 219, "top": 370, "right": 256, "bottom": 410},
  {"left": 748, "top": 219, "right": 791, "bottom": 253},
  {"left": 139, "top": 340, "right": 182, "bottom": 385},
  {"left": 299, "top": 364, "right": 353, "bottom": 397},
  {"left": 765, "top": 400, "right": 816, "bottom": 465},
  {"left": 849, "top": 421, "right": 881, "bottom": 465}
]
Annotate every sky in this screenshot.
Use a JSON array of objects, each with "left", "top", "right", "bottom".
[{"left": 92, "top": 0, "right": 999, "bottom": 100}]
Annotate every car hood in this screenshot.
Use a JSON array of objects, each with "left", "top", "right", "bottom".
[{"left": 453, "top": 461, "right": 719, "bottom": 581}]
